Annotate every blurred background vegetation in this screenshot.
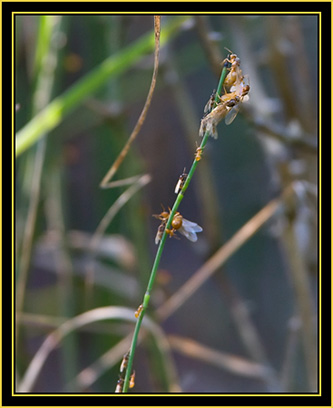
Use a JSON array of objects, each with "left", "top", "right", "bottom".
[{"left": 15, "top": 14, "right": 318, "bottom": 393}]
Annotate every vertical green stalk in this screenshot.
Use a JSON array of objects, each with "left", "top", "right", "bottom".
[
  {"left": 121, "top": 62, "right": 229, "bottom": 393},
  {"left": 16, "top": 15, "right": 62, "bottom": 335}
]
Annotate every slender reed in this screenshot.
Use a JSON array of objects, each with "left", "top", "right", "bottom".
[
  {"left": 100, "top": 16, "right": 161, "bottom": 188},
  {"left": 121, "top": 62, "right": 229, "bottom": 393},
  {"left": 16, "top": 16, "right": 62, "bottom": 340}
]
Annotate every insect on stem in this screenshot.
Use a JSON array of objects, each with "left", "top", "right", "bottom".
[{"left": 121, "top": 49, "right": 239, "bottom": 393}]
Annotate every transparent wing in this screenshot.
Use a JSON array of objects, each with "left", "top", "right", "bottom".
[
  {"left": 242, "top": 94, "right": 249, "bottom": 102},
  {"left": 179, "top": 228, "right": 198, "bottom": 242},
  {"left": 182, "top": 218, "right": 203, "bottom": 232},
  {"left": 155, "top": 232, "right": 161, "bottom": 245},
  {"left": 174, "top": 179, "right": 182, "bottom": 194},
  {"left": 204, "top": 90, "right": 219, "bottom": 114},
  {"left": 179, "top": 219, "right": 203, "bottom": 242},
  {"left": 225, "top": 104, "right": 240, "bottom": 125},
  {"left": 204, "top": 97, "right": 213, "bottom": 114}
]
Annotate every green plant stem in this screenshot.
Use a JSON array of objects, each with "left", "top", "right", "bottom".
[
  {"left": 122, "top": 62, "right": 229, "bottom": 393},
  {"left": 16, "top": 16, "right": 62, "bottom": 338}
]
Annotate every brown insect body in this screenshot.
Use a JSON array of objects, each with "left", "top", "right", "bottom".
[
  {"left": 195, "top": 145, "right": 203, "bottom": 161},
  {"left": 129, "top": 371, "right": 136, "bottom": 389},
  {"left": 165, "top": 212, "right": 182, "bottom": 237},
  {"left": 135, "top": 304, "right": 143, "bottom": 319},
  {"left": 224, "top": 55, "right": 242, "bottom": 90},
  {"left": 120, "top": 351, "right": 130, "bottom": 373}
]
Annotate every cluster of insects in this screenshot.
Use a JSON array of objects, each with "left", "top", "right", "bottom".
[
  {"left": 199, "top": 49, "right": 250, "bottom": 139},
  {"left": 152, "top": 51, "right": 248, "bottom": 246},
  {"left": 153, "top": 206, "right": 203, "bottom": 245},
  {"left": 115, "top": 351, "right": 136, "bottom": 393}
]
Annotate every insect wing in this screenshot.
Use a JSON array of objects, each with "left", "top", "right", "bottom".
[
  {"left": 115, "top": 377, "right": 124, "bottom": 393},
  {"left": 120, "top": 352, "right": 129, "bottom": 373},
  {"left": 230, "top": 81, "right": 243, "bottom": 96},
  {"left": 174, "top": 178, "right": 182, "bottom": 194},
  {"left": 225, "top": 104, "right": 240, "bottom": 125},
  {"left": 179, "top": 218, "right": 203, "bottom": 242},
  {"left": 182, "top": 218, "right": 203, "bottom": 232},
  {"left": 204, "top": 97, "right": 213, "bottom": 114},
  {"left": 180, "top": 228, "right": 198, "bottom": 242},
  {"left": 242, "top": 94, "right": 249, "bottom": 102},
  {"left": 204, "top": 91, "right": 216, "bottom": 114},
  {"left": 155, "top": 231, "right": 161, "bottom": 245}
]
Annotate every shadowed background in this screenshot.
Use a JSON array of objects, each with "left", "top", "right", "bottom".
[{"left": 15, "top": 14, "right": 318, "bottom": 393}]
